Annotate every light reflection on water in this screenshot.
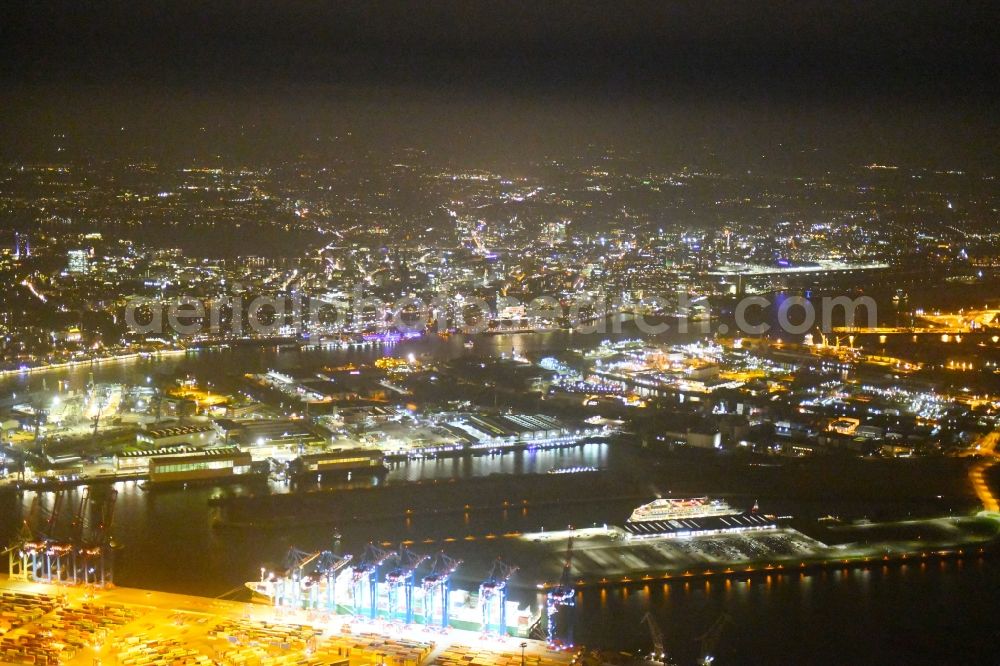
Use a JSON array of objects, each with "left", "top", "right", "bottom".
[
  {"left": 385, "top": 443, "right": 610, "bottom": 482},
  {"left": 1, "top": 475, "right": 998, "bottom": 664},
  {"left": 1, "top": 328, "right": 999, "bottom": 661},
  {"left": 574, "top": 555, "right": 1000, "bottom": 664}
]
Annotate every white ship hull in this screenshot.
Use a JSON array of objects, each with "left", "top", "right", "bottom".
[
  {"left": 629, "top": 497, "right": 738, "bottom": 523},
  {"left": 245, "top": 578, "right": 537, "bottom": 637}
]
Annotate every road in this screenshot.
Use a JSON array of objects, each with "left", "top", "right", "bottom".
[{"left": 968, "top": 431, "right": 1000, "bottom": 513}]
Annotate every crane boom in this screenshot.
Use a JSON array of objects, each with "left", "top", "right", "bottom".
[
  {"left": 697, "top": 613, "right": 732, "bottom": 666},
  {"left": 44, "top": 491, "right": 65, "bottom": 539},
  {"left": 641, "top": 613, "right": 665, "bottom": 660},
  {"left": 71, "top": 487, "right": 90, "bottom": 543}
]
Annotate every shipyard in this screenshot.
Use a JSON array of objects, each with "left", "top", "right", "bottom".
[
  {"left": 3, "top": 329, "right": 1000, "bottom": 662},
  {"left": 2, "top": 7, "right": 1000, "bottom": 659},
  {"left": 0, "top": 578, "right": 577, "bottom": 666},
  {"left": 4, "top": 478, "right": 999, "bottom": 665}
]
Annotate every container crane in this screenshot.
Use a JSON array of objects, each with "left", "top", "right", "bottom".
[
  {"left": 97, "top": 487, "right": 118, "bottom": 585},
  {"left": 316, "top": 549, "right": 353, "bottom": 611},
  {"left": 546, "top": 531, "right": 575, "bottom": 645},
  {"left": 421, "top": 552, "right": 462, "bottom": 629},
  {"left": 68, "top": 487, "right": 90, "bottom": 584},
  {"left": 80, "top": 488, "right": 117, "bottom": 586},
  {"left": 385, "top": 547, "right": 430, "bottom": 624},
  {"left": 697, "top": 613, "right": 733, "bottom": 666},
  {"left": 351, "top": 543, "right": 395, "bottom": 619},
  {"left": 479, "top": 557, "right": 518, "bottom": 636},
  {"left": 6, "top": 494, "right": 40, "bottom": 580},
  {"left": 41, "top": 490, "right": 66, "bottom": 582},
  {"left": 274, "top": 547, "right": 321, "bottom": 608},
  {"left": 641, "top": 613, "right": 666, "bottom": 663},
  {"left": 39, "top": 490, "right": 64, "bottom": 544}
]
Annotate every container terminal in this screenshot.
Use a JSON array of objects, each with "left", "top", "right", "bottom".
[
  {"left": 3, "top": 494, "right": 1000, "bottom": 663},
  {"left": 0, "top": 578, "right": 578, "bottom": 666}
]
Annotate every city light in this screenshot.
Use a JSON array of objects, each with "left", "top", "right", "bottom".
[{"left": 0, "top": 3, "right": 996, "bottom": 661}]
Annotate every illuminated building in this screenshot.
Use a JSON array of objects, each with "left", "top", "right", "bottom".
[{"left": 67, "top": 249, "right": 90, "bottom": 274}]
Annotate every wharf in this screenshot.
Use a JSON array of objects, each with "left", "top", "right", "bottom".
[
  {"left": 521, "top": 515, "right": 1000, "bottom": 589},
  {"left": 0, "top": 579, "right": 575, "bottom": 666}
]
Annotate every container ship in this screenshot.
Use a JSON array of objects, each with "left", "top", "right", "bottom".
[
  {"left": 624, "top": 497, "right": 776, "bottom": 539},
  {"left": 245, "top": 577, "right": 538, "bottom": 637}
]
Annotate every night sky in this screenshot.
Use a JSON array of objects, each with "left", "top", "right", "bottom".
[{"left": 1, "top": 1, "right": 998, "bottom": 165}]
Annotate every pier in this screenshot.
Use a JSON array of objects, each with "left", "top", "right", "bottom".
[{"left": 0, "top": 579, "right": 576, "bottom": 666}]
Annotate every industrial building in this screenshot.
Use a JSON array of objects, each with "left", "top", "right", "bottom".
[
  {"left": 136, "top": 424, "right": 216, "bottom": 448},
  {"left": 259, "top": 368, "right": 389, "bottom": 403},
  {"left": 212, "top": 418, "right": 326, "bottom": 453},
  {"left": 290, "top": 448, "right": 386, "bottom": 476},
  {"left": 115, "top": 444, "right": 205, "bottom": 473},
  {"left": 148, "top": 447, "right": 254, "bottom": 484},
  {"left": 444, "top": 414, "right": 602, "bottom": 450}
]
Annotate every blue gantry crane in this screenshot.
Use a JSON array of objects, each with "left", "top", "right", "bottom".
[
  {"left": 697, "top": 613, "right": 733, "bottom": 666},
  {"left": 641, "top": 612, "right": 667, "bottom": 663},
  {"left": 351, "top": 543, "right": 396, "bottom": 619},
  {"left": 421, "top": 552, "right": 463, "bottom": 629},
  {"left": 384, "top": 547, "right": 430, "bottom": 624},
  {"left": 316, "top": 549, "right": 353, "bottom": 611},
  {"left": 79, "top": 487, "right": 117, "bottom": 586},
  {"left": 274, "top": 546, "right": 321, "bottom": 608},
  {"left": 478, "top": 557, "right": 518, "bottom": 636},
  {"left": 263, "top": 533, "right": 351, "bottom": 611}
]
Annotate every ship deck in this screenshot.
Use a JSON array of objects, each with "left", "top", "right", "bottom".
[{"left": 622, "top": 511, "right": 776, "bottom": 537}]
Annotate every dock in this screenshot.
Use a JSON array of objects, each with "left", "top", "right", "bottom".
[
  {"left": 0, "top": 579, "right": 575, "bottom": 666},
  {"left": 520, "top": 516, "right": 1000, "bottom": 589}
]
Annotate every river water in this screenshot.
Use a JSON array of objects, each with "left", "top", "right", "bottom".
[{"left": 1, "top": 327, "right": 999, "bottom": 663}]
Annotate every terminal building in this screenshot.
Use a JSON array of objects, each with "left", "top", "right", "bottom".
[
  {"left": 212, "top": 418, "right": 326, "bottom": 456},
  {"left": 290, "top": 448, "right": 386, "bottom": 477},
  {"left": 147, "top": 446, "right": 254, "bottom": 484},
  {"left": 115, "top": 444, "right": 204, "bottom": 473},
  {"left": 622, "top": 511, "right": 776, "bottom": 539},
  {"left": 444, "top": 414, "right": 603, "bottom": 450},
  {"left": 136, "top": 424, "right": 216, "bottom": 448}
]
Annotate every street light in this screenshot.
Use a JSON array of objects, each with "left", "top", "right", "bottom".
[{"left": 520, "top": 641, "right": 528, "bottom": 666}]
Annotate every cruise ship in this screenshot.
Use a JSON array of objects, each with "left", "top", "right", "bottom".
[
  {"left": 624, "top": 497, "right": 776, "bottom": 539},
  {"left": 628, "top": 497, "right": 737, "bottom": 523}
]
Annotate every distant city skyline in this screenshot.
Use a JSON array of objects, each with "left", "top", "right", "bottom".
[{"left": 1, "top": 4, "right": 999, "bottom": 664}]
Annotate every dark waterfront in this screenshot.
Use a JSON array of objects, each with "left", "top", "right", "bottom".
[
  {"left": 2, "top": 441, "right": 998, "bottom": 664},
  {"left": 2, "top": 324, "right": 1000, "bottom": 664},
  {"left": 4, "top": 4, "right": 1000, "bottom": 659}
]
